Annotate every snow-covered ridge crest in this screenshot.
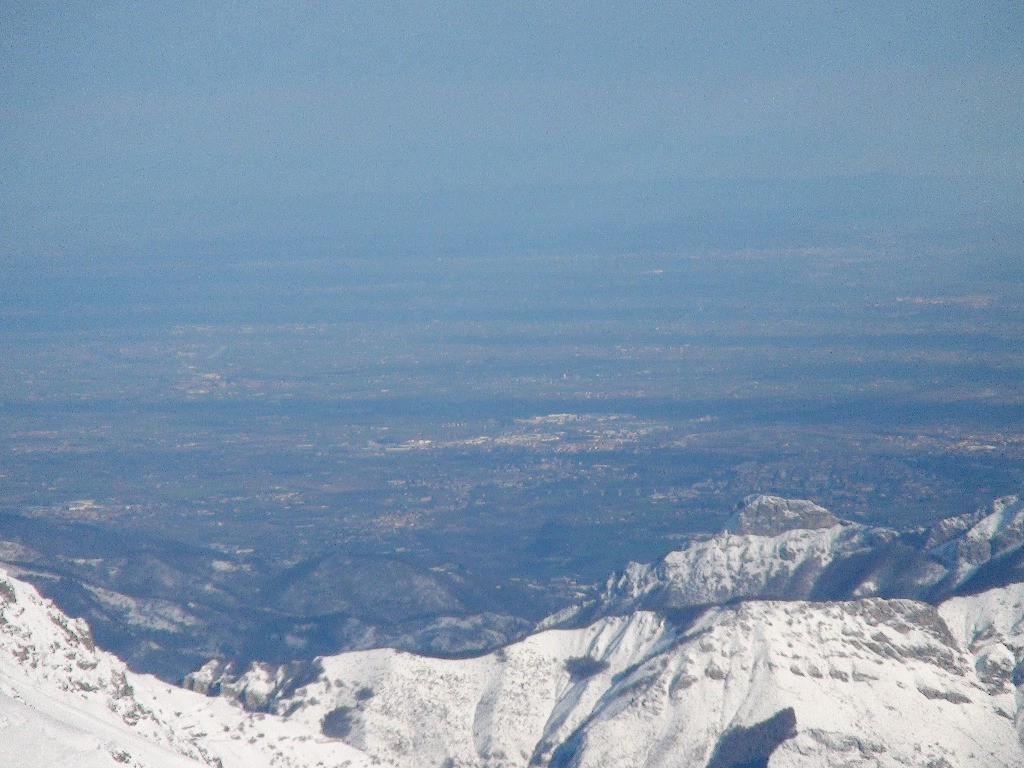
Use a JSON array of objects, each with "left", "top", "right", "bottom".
[
  {"left": 193, "top": 610, "right": 679, "bottom": 768},
  {"left": 196, "top": 593, "right": 1024, "bottom": 767},
  {"left": 571, "top": 494, "right": 1024, "bottom": 624},
  {"left": 930, "top": 494, "right": 1024, "bottom": 585},
  {"left": 603, "top": 521, "right": 871, "bottom": 607}
]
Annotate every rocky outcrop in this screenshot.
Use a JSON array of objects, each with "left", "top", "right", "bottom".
[{"left": 730, "top": 495, "right": 841, "bottom": 536}]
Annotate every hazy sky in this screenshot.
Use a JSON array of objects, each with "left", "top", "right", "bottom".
[{"left": 2, "top": 1, "right": 1022, "bottom": 263}]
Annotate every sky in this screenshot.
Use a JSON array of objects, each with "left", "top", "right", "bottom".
[{"left": 1, "top": 1, "right": 1022, "bottom": 270}]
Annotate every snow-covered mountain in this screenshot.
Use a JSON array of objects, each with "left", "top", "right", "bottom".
[
  {"left": 4, "top": 495, "right": 1024, "bottom": 767},
  {"left": 0, "top": 567, "right": 373, "bottom": 767},
  {"left": 551, "top": 494, "right": 1024, "bottom": 626},
  {"left": 193, "top": 593, "right": 1024, "bottom": 767}
]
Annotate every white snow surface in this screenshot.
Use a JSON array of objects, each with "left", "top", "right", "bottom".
[{"left": 0, "top": 568, "right": 373, "bottom": 768}]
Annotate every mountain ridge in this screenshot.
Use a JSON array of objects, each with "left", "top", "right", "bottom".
[
  {"left": 2, "top": 494, "right": 1024, "bottom": 766},
  {"left": 546, "top": 493, "right": 1024, "bottom": 630}
]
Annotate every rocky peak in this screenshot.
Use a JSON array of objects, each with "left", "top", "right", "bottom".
[{"left": 730, "top": 495, "right": 841, "bottom": 536}]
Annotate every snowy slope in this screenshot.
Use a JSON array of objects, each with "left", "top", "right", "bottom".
[
  {"left": 931, "top": 495, "right": 1024, "bottom": 590},
  {"left": 200, "top": 610, "right": 676, "bottom": 768},
  {"left": 564, "top": 494, "right": 1024, "bottom": 624},
  {"left": 0, "top": 568, "right": 374, "bottom": 768},
  {"left": 939, "top": 582, "right": 1024, "bottom": 741},
  {"left": 560, "top": 599, "right": 1022, "bottom": 767},
  {"left": 207, "top": 596, "right": 1024, "bottom": 767}
]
